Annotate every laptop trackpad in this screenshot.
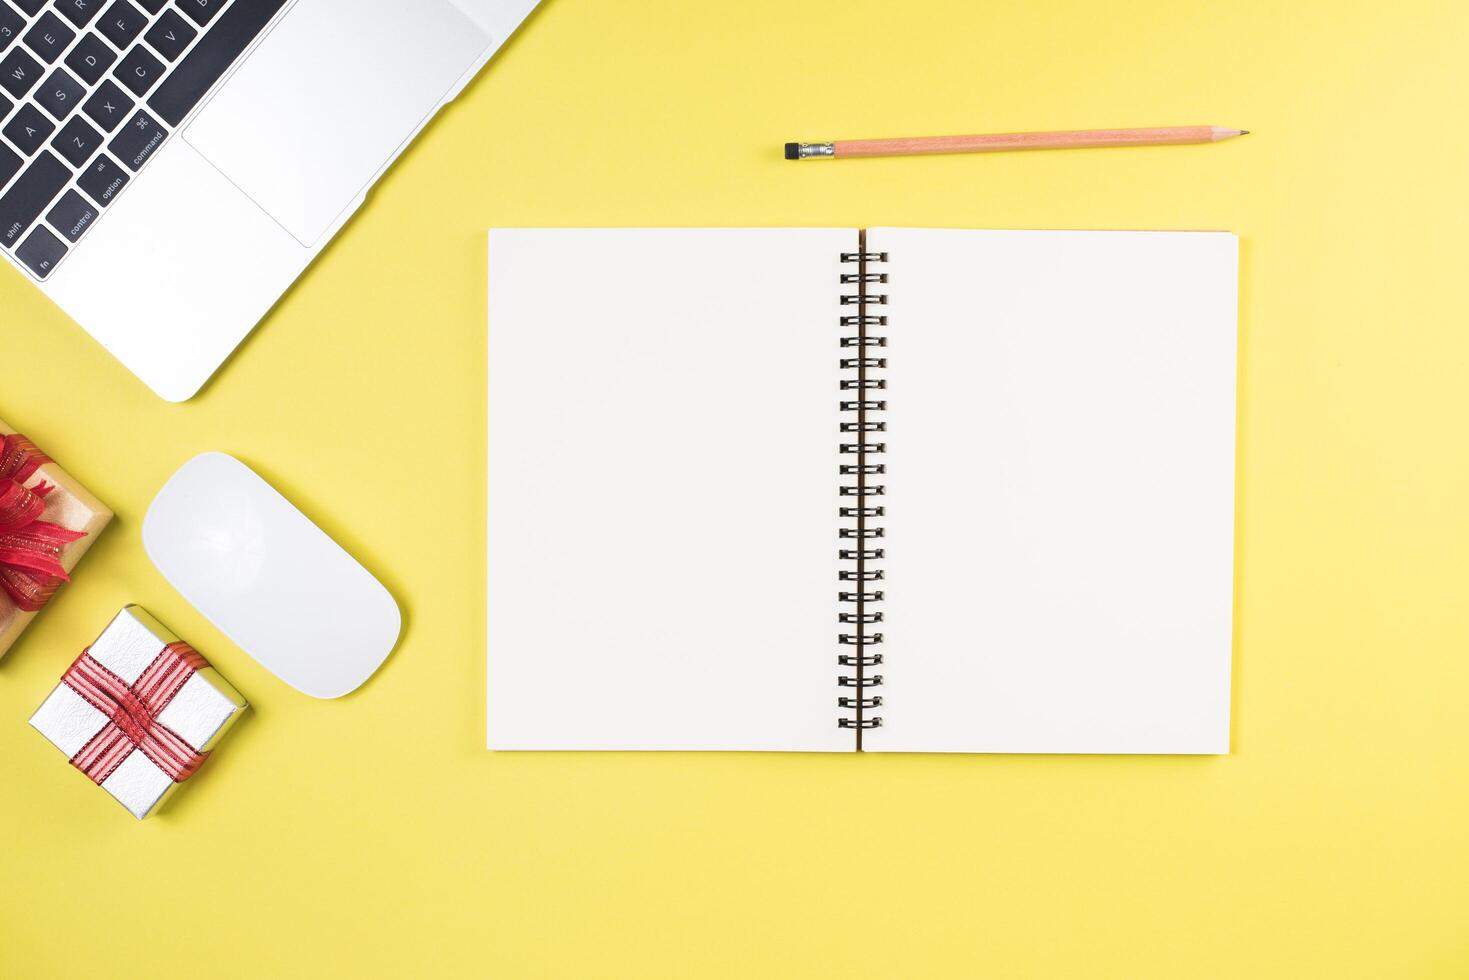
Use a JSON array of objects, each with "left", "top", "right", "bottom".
[{"left": 184, "top": 0, "right": 491, "bottom": 247}]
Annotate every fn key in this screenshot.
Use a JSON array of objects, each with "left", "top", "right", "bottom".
[{"left": 17, "top": 226, "right": 66, "bottom": 278}]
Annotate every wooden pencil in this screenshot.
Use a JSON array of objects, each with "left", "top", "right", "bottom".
[{"left": 784, "top": 126, "right": 1249, "bottom": 160}]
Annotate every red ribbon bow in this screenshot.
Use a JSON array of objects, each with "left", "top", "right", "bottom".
[
  {"left": 0, "top": 433, "right": 87, "bottom": 614},
  {"left": 62, "top": 642, "right": 212, "bottom": 785}
]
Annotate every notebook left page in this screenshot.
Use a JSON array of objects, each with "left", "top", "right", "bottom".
[{"left": 487, "top": 228, "right": 852, "bottom": 751}]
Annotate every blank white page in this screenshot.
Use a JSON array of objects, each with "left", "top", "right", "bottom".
[
  {"left": 866, "top": 229, "right": 1237, "bottom": 754},
  {"left": 487, "top": 228, "right": 851, "bottom": 751}
]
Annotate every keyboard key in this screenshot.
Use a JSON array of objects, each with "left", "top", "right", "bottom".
[
  {"left": 0, "top": 3, "right": 25, "bottom": 53},
  {"left": 23, "top": 12, "right": 74, "bottom": 62},
  {"left": 150, "top": 0, "right": 286, "bottom": 126},
  {"left": 113, "top": 42, "right": 162, "bottom": 95},
  {"left": 0, "top": 141, "right": 19, "bottom": 187},
  {"left": 97, "top": 0, "right": 144, "bottom": 49},
  {"left": 0, "top": 90, "right": 10, "bottom": 120},
  {"left": 44, "top": 186, "right": 94, "bottom": 239},
  {"left": 173, "top": 0, "right": 220, "bottom": 27},
  {"left": 0, "top": 150, "right": 68, "bottom": 247},
  {"left": 3, "top": 102, "right": 53, "bottom": 153},
  {"left": 16, "top": 223, "right": 64, "bottom": 275},
  {"left": 108, "top": 105, "right": 162, "bottom": 169},
  {"left": 82, "top": 77, "right": 130, "bottom": 129},
  {"left": 13, "top": 0, "right": 45, "bottom": 13},
  {"left": 143, "top": 8, "right": 193, "bottom": 61},
  {"left": 64, "top": 31, "right": 115, "bottom": 84},
  {"left": 34, "top": 66, "right": 82, "bottom": 118},
  {"left": 0, "top": 46, "right": 41, "bottom": 98},
  {"left": 76, "top": 150, "right": 125, "bottom": 204},
  {"left": 53, "top": 0, "right": 102, "bottom": 28},
  {"left": 134, "top": 0, "right": 162, "bottom": 11},
  {"left": 49, "top": 112, "right": 98, "bottom": 164}
]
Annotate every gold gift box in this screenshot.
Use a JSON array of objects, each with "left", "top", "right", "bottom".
[{"left": 0, "top": 419, "right": 113, "bottom": 659}]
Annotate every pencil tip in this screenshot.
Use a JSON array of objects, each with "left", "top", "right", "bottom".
[{"left": 1239, "top": 130, "right": 1250, "bottom": 136}]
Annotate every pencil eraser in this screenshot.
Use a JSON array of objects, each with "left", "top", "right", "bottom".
[{"left": 783, "top": 142, "right": 799, "bottom": 160}]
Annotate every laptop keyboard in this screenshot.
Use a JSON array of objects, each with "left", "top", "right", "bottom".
[{"left": 0, "top": 0, "right": 287, "bottom": 280}]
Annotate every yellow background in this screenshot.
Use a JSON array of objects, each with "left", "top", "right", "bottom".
[{"left": 3, "top": 0, "right": 1467, "bottom": 976}]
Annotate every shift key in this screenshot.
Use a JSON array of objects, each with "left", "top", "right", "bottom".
[
  {"left": 0, "top": 151, "right": 70, "bottom": 249},
  {"left": 109, "top": 108, "right": 166, "bottom": 171}
]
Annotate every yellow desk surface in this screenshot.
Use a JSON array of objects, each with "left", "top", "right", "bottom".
[{"left": 3, "top": 1, "right": 1466, "bottom": 976}]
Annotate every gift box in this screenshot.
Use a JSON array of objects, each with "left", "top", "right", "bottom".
[
  {"left": 30, "top": 606, "right": 248, "bottom": 819},
  {"left": 0, "top": 420, "right": 112, "bottom": 659}
]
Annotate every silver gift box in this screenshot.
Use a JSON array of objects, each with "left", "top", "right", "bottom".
[{"left": 30, "top": 606, "right": 247, "bottom": 819}]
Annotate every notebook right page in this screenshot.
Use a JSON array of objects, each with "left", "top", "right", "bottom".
[{"left": 866, "top": 229, "right": 1237, "bottom": 754}]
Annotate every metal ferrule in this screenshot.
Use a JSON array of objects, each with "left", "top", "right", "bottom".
[{"left": 796, "top": 142, "right": 836, "bottom": 159}]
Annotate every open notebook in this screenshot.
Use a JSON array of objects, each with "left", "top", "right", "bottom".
[{"left": 487, "top": 228, "right": 1238, "bottom": 753}]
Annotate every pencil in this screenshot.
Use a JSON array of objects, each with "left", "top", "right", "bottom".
[{"left": 784, "top": 126, "right": 1249, "bottom": 160}]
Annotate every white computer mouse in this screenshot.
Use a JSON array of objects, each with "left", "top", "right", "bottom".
[{"left": 143, "top": 453, "right": 401, "bottom": 699}]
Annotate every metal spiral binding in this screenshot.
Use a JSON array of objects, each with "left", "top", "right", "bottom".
[{"left": 837, "top": 235, "right": 887, "bottom": 743}]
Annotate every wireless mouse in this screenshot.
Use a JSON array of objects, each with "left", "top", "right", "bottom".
[{"left": 143, "top": 453, "right": 401, "bottom": 699}]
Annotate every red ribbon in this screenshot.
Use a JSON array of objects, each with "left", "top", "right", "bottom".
[
  {"left": 62, "top": 642, "right": 212, "bottom": 785},
  {"left": 0, "top": 433, "right": 87, "bottom": 614}
]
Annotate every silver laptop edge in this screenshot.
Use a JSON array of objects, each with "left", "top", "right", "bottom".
[{"left": 0, "top": 0, "right": 539, "bottom": 401}]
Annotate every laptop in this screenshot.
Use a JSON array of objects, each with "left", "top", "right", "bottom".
[{"left": 0, "top": 0, "right": 539, "bottom": 401}]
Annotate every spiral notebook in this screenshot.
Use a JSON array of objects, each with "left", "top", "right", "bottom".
[{"left": 487, "top": 228, "right": 1238, "bottom": 753}]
